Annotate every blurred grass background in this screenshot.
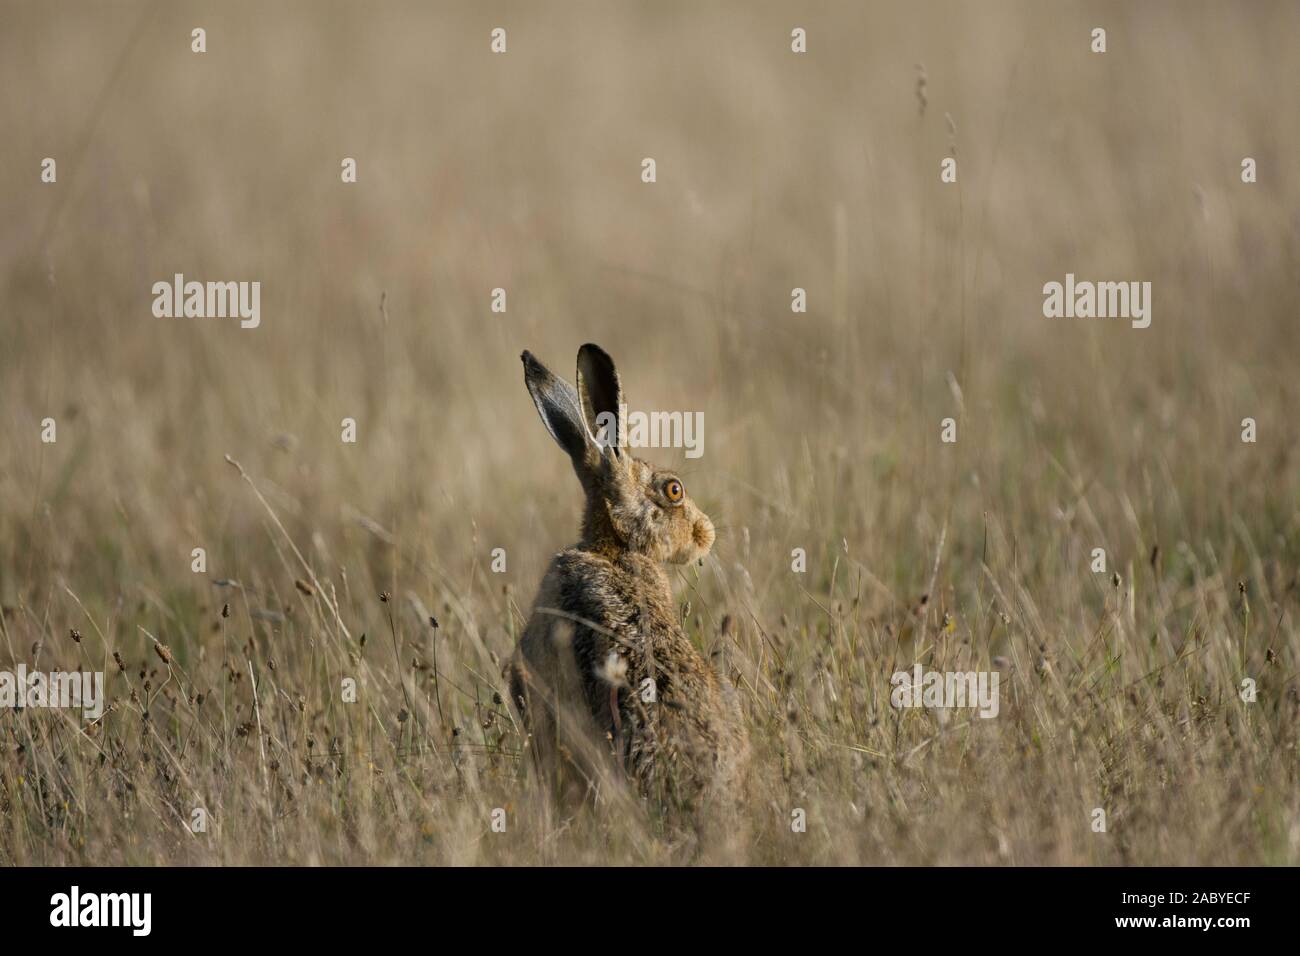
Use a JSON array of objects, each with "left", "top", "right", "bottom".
[{"left": 0, "top": 0, "right": 1297, "bottom": 864}]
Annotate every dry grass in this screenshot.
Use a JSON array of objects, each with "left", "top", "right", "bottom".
[{"left": 1, "top": 0, "right": 1297, "bottom": 865}]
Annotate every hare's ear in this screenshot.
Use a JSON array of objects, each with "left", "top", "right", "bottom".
[
  {"left": 576, "top": 343, "right": 624, "bottom": 455},
  {"left": 522, "top": 350, "right": 596, "bottom": 474}
]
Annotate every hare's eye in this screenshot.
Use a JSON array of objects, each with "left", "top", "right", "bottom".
[{"left": 663, "top": 479, "right": 684, "bottom": 504}]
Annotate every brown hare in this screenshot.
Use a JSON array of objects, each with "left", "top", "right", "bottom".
[{"left": 508, "top": 344, "right": 747, "bottom": 820}]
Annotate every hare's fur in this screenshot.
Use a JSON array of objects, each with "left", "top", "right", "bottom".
[{"left": 508, "top": 345, "right": 747, "bottom": 817}]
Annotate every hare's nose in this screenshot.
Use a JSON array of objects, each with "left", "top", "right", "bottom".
[{"left": 692, "top": 518, "right": 715, "bottom": 551}]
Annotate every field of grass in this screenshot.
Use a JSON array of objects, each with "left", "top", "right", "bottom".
[{"left": 1, "top": 0, "right": 1297, "bottom": 865}]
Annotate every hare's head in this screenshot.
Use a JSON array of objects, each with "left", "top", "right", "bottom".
[{"left": 522, "top": 344, "right": 715, "bottom": 565}]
